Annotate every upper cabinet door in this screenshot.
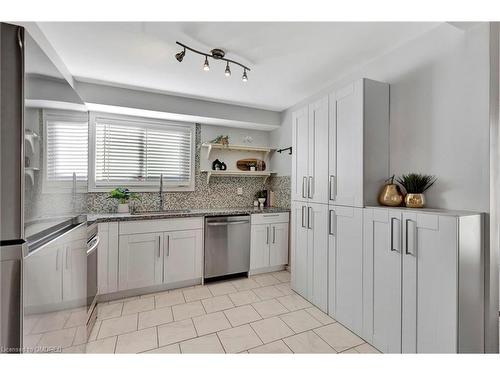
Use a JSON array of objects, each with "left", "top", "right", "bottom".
[
  {"left": 291, "top": 107, "right": 309, "bottom": 202},
  {"left": 164, "top": 229, "right": 203, "bottom": 284},
  {"left": 118, "top": 232, "right": 163, "bottom": 291},
  {"left": 402, "top": 213, "right": 458, "bottom": 353},
  {"left": 308, "top": 96, "right": 329, "bottom": 204},
  {"left": 330, "top": 81, "right": 364, "bottom": 207}
]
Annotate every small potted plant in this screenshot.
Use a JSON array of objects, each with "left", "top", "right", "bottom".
[
  {"left": 248, "top": 161, "right": 256, "bottom": 172},
  {"left": 255, "top": 190, "right": 266, "bottom": 208},
  {"left": 107, "top": 187, "right": 139, "bottom": 213},
  {"left": 396, "top": 173, "right": 437, "bottom": 208}
]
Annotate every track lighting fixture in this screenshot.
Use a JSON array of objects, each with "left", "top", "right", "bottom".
[{"left": 174, "top": 41, "right": 250, "bottom": 82}]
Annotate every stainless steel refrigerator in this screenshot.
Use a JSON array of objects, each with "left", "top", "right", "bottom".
[{"left": 1, "top": 23, "right": 89, "bottom": 353}]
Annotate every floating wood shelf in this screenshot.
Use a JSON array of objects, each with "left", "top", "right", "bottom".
[
  {"left": 201, "top": 170, "right": 275, "bottom": 184},
  {"left": 201, "top": 142, "right": 274, "bottom": 160}
]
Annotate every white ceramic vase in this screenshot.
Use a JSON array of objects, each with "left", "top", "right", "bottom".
[
  {"left": 117, "top": 203, "right": 129, "bottom": 213},
  {"left": 258, "top": 198, "right": 266, "bottom": 209}
]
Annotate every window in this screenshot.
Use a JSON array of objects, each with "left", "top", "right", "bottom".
[
  {"left": 43, "top": 110, "right": 88, "bottom": 192},
  {"left": 89, "top": 113, "right": 195, "bottom": 192}
]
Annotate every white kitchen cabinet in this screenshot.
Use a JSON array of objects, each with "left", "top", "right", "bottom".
[
  {"left": 62, "top": 238, "right": 87, "bottom": 304},
  {"left": 328, "top": 205, "right": 363, "bottom": 335},
  {"left": 363, "top": 207, "right": 484, "bottom": 353},
  {"left": 269, "top": 222, "right": 289, "bottom": 267},
  {"left": 118, "top": 232, "right": 164, "bottom": 291},
  {"left": 250, "top": 213, "right": 289, "bottom": 273},
  {"left": 163, "top": 229, "right": 203, "bottom": 284},
  {"left": 328, "top": 79, "right": 389, "bottom": 207},
  {"left": 291, "top": 96, "right": 329, "bottom": 204},
  {"left": 290, "top": 202, "right": 328, "bottom": 312}
]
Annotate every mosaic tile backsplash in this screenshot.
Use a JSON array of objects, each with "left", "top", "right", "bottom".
[{"left": 86, "top": 124, "right": 291, "bottom": 213}]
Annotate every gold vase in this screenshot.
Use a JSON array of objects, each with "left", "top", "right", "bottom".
[
  {"left": 378, "top": 184, "right": 404, "bottom": 207},
  {"left": 405, "top": 193, "right": 425, "bottom": 208}
]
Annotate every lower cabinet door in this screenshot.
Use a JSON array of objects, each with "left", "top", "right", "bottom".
[
  {"left": 250, "top": 224, "right": 270, "bottom": 270},
  {"left": 118, "top": 232, "right": 163, "bottom": 291},
  {"left": 269, "top": 222, "right": 289, "bottom": 267},
  {"left": 363, "top": 208, "right": 402, "bottom": 353},
  {"left": 332, "top": 205, "right": 363, "bottom": 335},
  {"left": 163, "top": 229, "right": 203, "bottom": 284},
  {"left": 291, "top": 202, "right": 309, "bottom": 297},
  {"left": 62, "top": 237, "right": 88, "bottom": 305},
  {"left": 308, "top": 203, "right": 328, "bottom": 312}
]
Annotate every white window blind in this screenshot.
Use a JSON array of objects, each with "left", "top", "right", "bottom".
[
  {"left": 94, "top": 116, "right": 194, "bottom": 188},
  {"left": 46, "top": 116, "right": 88, "bottom": 183}
]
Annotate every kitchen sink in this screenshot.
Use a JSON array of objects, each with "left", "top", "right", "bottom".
[{"left": 132, "top": 209, "right": 192, "bottom": 215}]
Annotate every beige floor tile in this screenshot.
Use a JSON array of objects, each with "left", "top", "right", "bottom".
[
  {"left": 115, "top": 327, "right": 158, "bottom": 353},
  {"left": 272, "top": 271, "right": 291, "bottom": 283},
  {"left": 252, "top": 299, "right": 288, "bottom": 318},
  {"left": 217, "top": 324, "right": 263, "bottom": 353},
  {"left": 340, "top": 348, "right": 359, "bottom": 354},
  {"left": 253, "top": 286, "right": 285, "bottom": 300},
  {"left": 155, "top": 291, "right": 185, "bottom": 308},
  {"left": 88, "top": 321, "right": 100, "bottom": 342},
  {"left": 144, "top": 343, "right": 180, "bottom": 353},
  {"left": 72, "top": 325, "right": 87, "bottom": 346},
  {"left": 305, "top": 307, "right": 336, "bottom": 325},
  {"left": 97, "top": 303, "right": 123, "bottom": 320},
  {"left": 280, "top": 310, "right": 322, "bottom": 333},
  {"left": 37, "top": 327, "right": 77, "bottom": 349},
  {"left": 353, "top": 343, "right": 380, "bottom": 353},
  {"left": 86, "top": 336, "right": 117, "bottom": 353},
  {"left": 314, "top": 323, "right": 364, "bottom": 352},
  {"left": 62, "top": 344, "right": 86, "bottom": 353},
  {"left": 180, "top": 334, "right": 225, "bottom": 353},
  {"left": 283, "top": 331, "right": 336, "bottom": 353},
  {"left": 122, "top": 297, "right": 155, "bottom": 315},
  {"left": 224, "top": 305, "right": 262, "bottom": 327},
  {"left": 31, "top": 311, "right": 70, "bottom": 334},
  {"left": 201, "top": 295, "right": 234, "bottom": 313},
  {"left": 207, "top": 281, "right": 238, "bottom": 296},
  {"left": 183, "top": 286, "right": 213, "bottom": 302},
  {"left": 157, "top": 319, "right": 197, "bottom": 347},
  {"left": 252, "top": 274, "right": 281, "bottom": 287},
  {"left": 275, "top": 283, "right": 294, "bottom": 295},
  {"left": 108, "top": 296, "right": 139, "bottom": 304},
  {"left": 138, "top": 306, "right": 173, "bottom": 329},
  {"left": 64, "top": 309, "right": 88, "bottom": 328},
  {"left": 228, "top": 290, "right": 261, "bottom": 306},
  {"left": 250, "top": 317, "right": 294, "bottom": 344},
  {"left": 98, "top": 314, "right": 138, "bottom": 339},
  {"left": 248, "top": 340, "right": 292, "bottom": 354},
  {"left": 23, "top": 333, "right": 42, "bottom": 349},
  {"left": 172, "top": 301, "right": 206, "bottom": 321},
  {"left": 277, "top": 294, "right": 313, "bottom": 311},
  {"left": 231, "top": 278, "right": 260, "bottom": 291},
  {"left": 193, "top": 312, "right": 231, "bottom": 336}
]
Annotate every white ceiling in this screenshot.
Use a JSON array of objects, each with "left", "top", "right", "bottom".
[{"left": 37, "top": 22, "right": 440, "bottom": 112}]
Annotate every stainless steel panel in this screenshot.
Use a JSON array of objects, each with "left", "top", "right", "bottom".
[{"left": 204, "top": 216, "right": 250, "bottom": 279}]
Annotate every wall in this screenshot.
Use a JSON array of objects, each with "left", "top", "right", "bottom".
[
  {"left": 87, "top": 123, "right": 291, "bottom": 213},
  {"left": 270, "top": 22, "right": 491, "bottom": 212}
]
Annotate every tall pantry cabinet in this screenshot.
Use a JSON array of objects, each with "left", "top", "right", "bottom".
[{"left": 291, "top": 78, "right": 390, "bottom": 329}]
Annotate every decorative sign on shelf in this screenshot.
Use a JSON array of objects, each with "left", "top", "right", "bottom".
[{"left": 236, "top": 158, "right": 266, "bottom": 172}]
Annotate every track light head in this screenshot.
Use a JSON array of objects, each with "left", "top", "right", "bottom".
[
  {"left": 175, "top": 49, "right": 185, "bottom": 62},
  {"left": 203, "top": 56, "right": 210, "bottom": 71},
  {"left": 242, "top": 69, "right": 248, "bottom": 82},
  {"left": 225, "top": 62, "right": 231, "bottom": 77}
]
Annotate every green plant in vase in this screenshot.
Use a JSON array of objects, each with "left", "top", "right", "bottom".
[
  {"left": 396, "top": 173, "right": 437, "bottom": 208},
  {"left": 107, "top": 187, "right": 139, "bottom": 213}
]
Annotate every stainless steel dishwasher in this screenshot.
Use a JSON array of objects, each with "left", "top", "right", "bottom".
[{"left": 204, "top": 215, "right": 250, "bottom": 281}]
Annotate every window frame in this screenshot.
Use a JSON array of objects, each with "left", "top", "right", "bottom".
[
  {"left": 88, "top": 111, "right": 196, "bottom": 193},
  {"left": 42, "top": 109, "right": 89, "bottom": 194}
]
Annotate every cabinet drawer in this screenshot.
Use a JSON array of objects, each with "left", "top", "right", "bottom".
[
  {"left": 119, "top": 217, "right": 203, "bottom": 235},
  {"left": 251, "top": 212, "right": 290, "bottom": 225}
]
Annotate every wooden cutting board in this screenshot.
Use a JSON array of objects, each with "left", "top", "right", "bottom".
[{"left": 236, "top": 158, "right": 266, "bottom": 171}]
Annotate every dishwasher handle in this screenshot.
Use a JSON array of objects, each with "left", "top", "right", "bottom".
[{"left": 206, "top": 220, "right": 250, "bottom": 226}]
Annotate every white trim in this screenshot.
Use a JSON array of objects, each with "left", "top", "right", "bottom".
[
  {"left": 41, "top": 109, "right": 89, "bottom": 194},
  {"left": 88, "top": 111, "right": 196, "bottom": 193}
]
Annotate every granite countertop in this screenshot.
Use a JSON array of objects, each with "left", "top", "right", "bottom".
[{"left": 87, "top": 206, "right": 290, "bottom": 224}]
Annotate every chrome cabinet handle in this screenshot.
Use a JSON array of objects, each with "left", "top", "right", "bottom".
[
  {"left": 301, "top": 206, "right": 306, "bottom": 228},
  {"left": 166, "top": 235, "right": 170, "bottom": 257},
  {"left": 266, "top": 227, "right": 269, "bottom": 244},
  {"left": 158, "top": 235, "right": 161, "bottom": 258},
  {"left": 328, "top": 210, "right": 336, "bottom": 236},
  {"left": 272, "top": 226, "right": 276, "bottom": 244},
  {"left": 308, "top": 177, "right": 313, "bottom": 199},
  {"left": 329, "top": 175, "right": 336, "bottom": 200},
  {"left": 65, "top": 245, "right": 70, "bottom": 270},
  {"left": 302, "top": 177, "right": 307, "bottom": 198},
  {"left": 307, "top": 207, "right": 312, "bottom": 229},
  {"left": 390, "top": 218, "right": 398, "bottom": 252},
  {"left": 405, "top": 219, "right": 415, "bottom": 255}
]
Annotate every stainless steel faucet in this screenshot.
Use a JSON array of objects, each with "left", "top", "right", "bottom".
[{"left": 159, "top": 173, "right": 164, "bottom": 211}]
